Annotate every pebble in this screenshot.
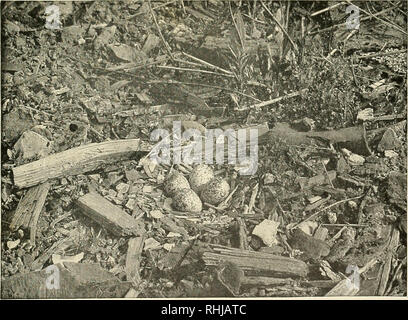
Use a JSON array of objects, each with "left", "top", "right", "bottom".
[
  {"left": 384, "top": 150, "right": 398, "bottom": 158},
  {"left": 13, "top": 130, "right": 51, "bottom": 161},
  {"left": 326, "top": 211, "right": 337, "bottom": 224},
  {"left": 288, "top": 228, "right": 330, "bottom": 260},
  {"left": 378, "top": 128, "right": 401, "bottom": 151},
  {"left": 252, "top": 219, "right": 280, "bottom": 247},
  {"left": 7, "top": 239, "right": 20, "bottom": 250},
  {"left": 116, "top": 182, "right": 129, "bottom": 194},
  {"left": 356, "top": 108, "right": 374, "bottom": 121}
]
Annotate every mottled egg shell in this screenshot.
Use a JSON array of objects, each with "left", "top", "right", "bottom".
[
  {"left": 189, "top": 164, "right": 214, "bottom": 193},
  {"left": 172, "top": 189, "right": 202, "bottom": 213},
  {"left": 164, "top": 172, "right": 190, "bottom": 196},
  {"left": 200, "top": 177, "right": 230, "bottom": 205}
]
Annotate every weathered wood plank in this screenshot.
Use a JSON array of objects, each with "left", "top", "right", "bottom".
[
  {"left": 76, "top": 192, "right": 145, "bottom": 237},
  {"left": 202, "top": 246, "right": 308, "bottom": 278},
  {"left": 125, "top": 236, "right": 145, "bottom": 284},
  {"left": 13, "top": 139, "right": 142, "bottom": 189}
]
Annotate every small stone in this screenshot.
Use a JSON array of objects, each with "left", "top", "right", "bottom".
[
  {"left": 296, "top": 221, "right": 319, "bottom": 236},
  {"left": 347, "top": 153, "right": 365, "bottom": 165},
  {"left": 348, "top": 200, "right": 358, "bottom": 209},
  {"left": 252, "top": 219, "right": 279, "bottom": 247},
  {"left": 384, "top": 150, "right": 398, "bottom": 158},
  {"left": 336, "top": 156, "right": 351, "bottom": 174},
  {"left": 142, "top": 185, "right": 153, "bottom": 193},
  {"left": 125, "top": 169, "right": 140, "bottom": 182},
  {"left": 13, "top": 130, "right": 51, "bottom": 161},
  {"left": 357, "top": 108, "right": 374, "bottom": 121},
  {"left": 144, "top": 238, "right": 161, "bottom": 251},
  {"left": 308, "top": 196, "right": 322, "bottom": 204},
  {"left": 116, "top": 182, "right": 129, "bottom": 194},
  {"left": 167, "top": 232, "right": 182, "bottom": 238},
  {"left": 163, "top": 243, "right": 175, "bottom": 251},
  {"left": 150, "top": 209, "right": 164, "bottom": 219},
  {"left": 125, "top": 198, "right": 136, "bottom": 210},
  {"left": 378, "top": 128, "right": 401, "bottom": 152},
  {"left": 7, "top": 239, "right": 20, "bottom": 250},
  {"left": 326, "top": 211, "right": 337, "bottom": 224},
  {"left": 264, "top": 173, "right": 275, "bottom": 185}
]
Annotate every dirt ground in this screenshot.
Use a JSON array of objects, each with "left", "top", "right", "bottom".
[{"left": 1, "top": 1, "right": 407, "bottom": 298}]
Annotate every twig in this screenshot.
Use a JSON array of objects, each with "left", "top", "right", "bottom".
[
  {"left": 327, "top": 226, "right": 347, "bottom": 246},
  {"left": 247, "top": 88, "right": 308, "bottom": 109},
  {"left": 181, "top": 52, "right": 233, "bottom": 75},
  {"left": 310, "top": 2, "right": 346, "bottom": 17},
  {"left": 148, "top": 0, "right": 174, "bottom": 59},
  {"left": 129, "top": 0, "right": 179, "bottom": 18},
  {"left": 179, "top": 0, "right": 186, "bottom": 15},
  {"left": 218, "top": 185, "right": 239, "bottom": 209},
  {"left": 322, "top": 223, "right": 368, "bottom": 227},
  {"left": 293, "top": 195, "right": 364, "bottom": 227},
  {"left": 356, "top": 49, "right": 406, "bottom": 60},
  {"left": 156, "top": 65, "right": 234, "bottom": 78},
  {"left": 247, "top": 183, "right": 259, "bottom": 215},
  {"left": 358, "top": 187, "right": 372, "bottom": 225},
  {"left": 260, "top": 0, "right": 297, "bottom": 52},
  {"left": 321, "top": 160, "right": 334, "bottom": 188}
]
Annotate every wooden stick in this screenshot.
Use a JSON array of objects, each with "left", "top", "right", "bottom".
[
  {"left": 248, "top": 89, "right": 308, "bottom": 110},
  {"left": 203, "top": 246, "right": 308, "bottom": 278},
  {"left": 29, "top": 182, "right": 51, "bottom": 244},
  {"left": 242, "top": 276, "right": 294, "bottom": 287},
  {"left": 12, "top": 139, "right": 142, "bottom": 189},
  {"left": 260, "top": 0, "right": 297, "bottom": 51},
  {"left": 236, "top": 217, "right": 249, "bottom": 250},
  {"left": 293, "top": 195, "right": 363, "bottom": 228},
  {"left": 377, "top": 228, "right": 400, "bottom": 295},
  {"left": 76, "top": 192, "right": 145, "bottom": 237},
  {"left": 125, "top": 236, "right": 145, "bottom": 285},
  {"left": 10, "top": 182, "right": 50, "bottom": 231},
  {"left": 310, "top": 2, "right": 345, "bottom": 17}
]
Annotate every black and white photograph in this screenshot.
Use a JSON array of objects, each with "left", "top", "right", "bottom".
[{"left": 1, "top": 0, "right": 407, "bottom": 300}]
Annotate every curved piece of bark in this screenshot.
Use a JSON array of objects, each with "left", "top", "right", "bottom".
[{"left": 259, "top": 123, "right": 371, "bottom": 156}]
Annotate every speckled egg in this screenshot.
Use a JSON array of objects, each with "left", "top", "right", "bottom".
[
  {"left": 172, "top": 188, "right": 202, "bottom": 213},
  {"left": 189, "top": 164, "right": 214, "bottom": 193},
  {"left": 164, "top": 172, "right": 190, "bottom": 196},
  {"left": 200, "top": 177, "right": 230, "bottom": 205}
]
